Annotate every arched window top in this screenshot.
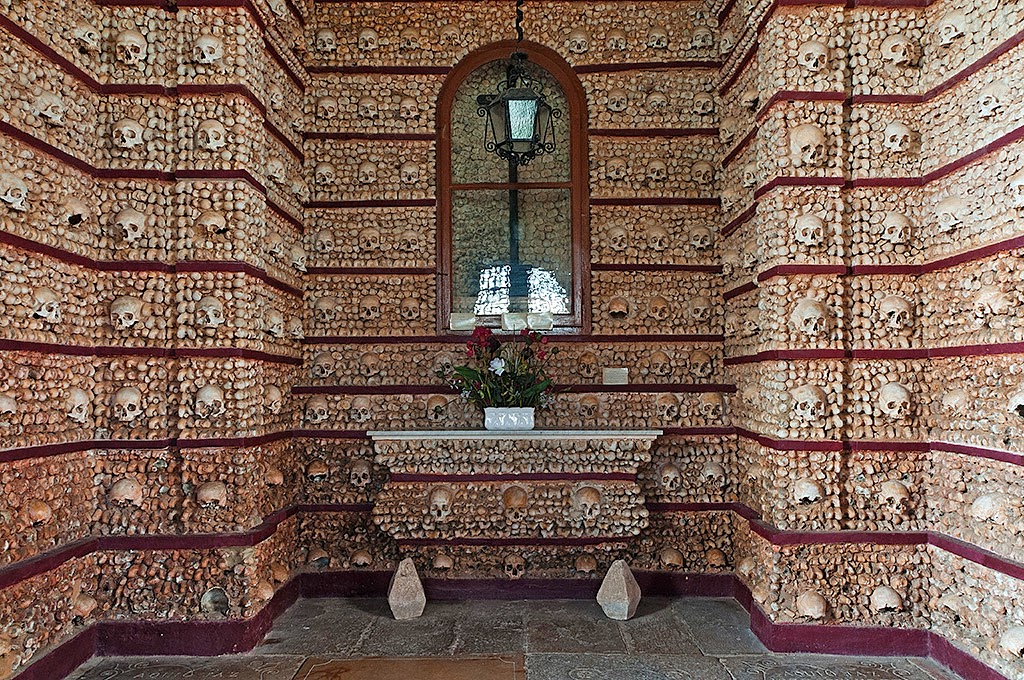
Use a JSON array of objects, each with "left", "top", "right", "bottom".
[{"left": 437, "top": 41, "right": 590, "bottom": 334}]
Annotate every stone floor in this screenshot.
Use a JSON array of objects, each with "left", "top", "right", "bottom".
[{"left": 68, "top": 597, "right": 963, "bottom": 679}]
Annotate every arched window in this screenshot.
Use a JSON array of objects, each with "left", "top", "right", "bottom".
[{"left": 437, "top": 41, "right": 590, "bottom": 334}]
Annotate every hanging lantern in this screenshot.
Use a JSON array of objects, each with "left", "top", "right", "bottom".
[{"left": 477, "top": 52, "right": 560, "bottom": 167}]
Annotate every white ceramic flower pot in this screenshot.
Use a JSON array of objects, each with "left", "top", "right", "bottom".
[{"left": 483, "top": 407, "right": 535, "bottom": 431}]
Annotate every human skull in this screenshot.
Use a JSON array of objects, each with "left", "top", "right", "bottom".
[
  {"left": 573, "top": 485, "right": 602, "bottom": 520},
  {"left": 316, "top": 96, "right": 338, "bottom": 120},
  {"left": 314, "top": 28, "right": 337, "bottom": 53},
  {"left": 689, "top": 296, "right": 711, "bottom": 323},
  {"left": 648, "top": 295, "right": 671, "bottom": 321},
  {"left": 196, "top": 481, "right": 228, "bottom": 508},
  {"left": 358, "top": 352, "right": 381, "bottom": 380},
  {"left": 658, "top": 547, "right": 684, "bottom": 569},
  {"left": 606, "top": 28, "right": 628, "bottom": 51},
  {"left": 399, "top": 26, "right": 421, "bottom": 51},
  {"left": 0, "top": 173, "right": 29, "bottom": 212},
  {"left": 797, "top": 40, "right": 828, "bottom": 72},
  {"left": 687, "top": 227, "right": 712, "bottom": 253},
  {"left": 941, "top": 388, "right": 970, "bottom": 416},
  {"left": 740, "top": 162, "right": 758, "bottom": 189},
  {"left": 314, "top": 296, "right": 337, "bottom": 324},
  {"left": 794, "top": 478, "right": 823, "bottom": 504},
  {"left": 879, "top": 480, "right": 911, "bottom": 514},
  {"left": 312, "top": 229, "right": 335, "bottom": 254},
  {"left": 66, "top": 387, "right": 90, "bottom": 424},
  {"left": 357, "top": 96, "right": 379, "bottom": 120},
  {"left": 796, "top": 591, "right": 827, "bottom": 620},
  {"left": 648, "top": 350, "right": 672, "bottom": 377},
  {"left": 357, "top": 161, "right": 378, "bottom": 185},
  {"left": 109, "top": 477, "right": 143, "bottom": 507},
  {"left": 880, "top": 34, "right": 915, "bottom": 67},
  {"left": 0, "top": 393, "right": 15, "bottom": 421},
  {"left": 314, "top": 162, "right": 336, "bottom": 186},
  {"left": 881, "top": 212, "right": 911, "bottom": 244},
  {"left": 194, "top": 384, "right": 226, "bottom": 419},
  {"left": 305, "top": 396, "right": 329, "bottom": 424},
  {"left": 692, "top": 92, "right": 714, "bottom": 116},
  {"left": 794, "top": 213, "right": 826, "bottom": 248},
  {"left": 702, "top": 461, "right": 726, "bottom": 487},
  {"left": 195, "top": 296, "right": 225, "bottom": 328},
  {"left": 999, "top": 627, "right": 1024, "bottom": 658},
  {"left": 310, "top": 352, "right": 336, "bottom": 379},
  {"left": 719, "top": 116, "right": 739, "bottom": 145},
  {"left": 608, "top": 297, "right": 629, "bottom": 319},
  {"left": 348, "top": 395, "right": 372, "bottom": 423},
  {"left": 655, "top": 394, "right": 680, "bottom": 421},
  {"left": 978, "top": 80, "right": 1011, "bottom": 119},
  {"left": 112, "top": 386, "right": 143, "bottom": 422},
  {"left": 266, "top": 232, "right": 285, "bottom": 259},
  {"left": 645, "top": 224, "right": 669, "bottom": 252},
  {"left": 398, "top": 97, "right": 420, "bottom": 122},
  {"left": 503, "top": 554, "right": 526, "bottom": 579},
  {"left": 399, "top": 297, "right": 420, "bottom": 320},
  {"left": 110, "top": 295, "right": 144, "bottom": 330},
  {"left": 691, "top": 161, "right": 715, "bottom": 185},
  {"left": 439, "top": 23, "right": 460, "bottom": 47},
  {"left": 786, "top": 385, "right": 827, "bottom": 421},
  {"left": 34, "top": 91, "right": 66, "bottom": 126},
  {"left": 789, "top": 298, "right": 829, "bottom": 337},
  {"left": 646, "top": 160, "right": 668, "bottom": 184},
  {"left": 606, "top": 88, "right": 629, "bottom": 113},
  {"left": 578, "top": 352, "right": 599, "bottom": 380},
  {"left": 870, "top": 585, "right": 903, "bottom": 613},
  {"left": 287, "top": 317, "right": 303, "bottom": 339},
  {"left": 306, "top": 460, "right": 329, "bottom": 481},
  {"left": 879, "top": 294, "right": 913, "bottom": 331},
  {"left": 973, "top": 286, "right": 1010, "bottom": 326},
  {"left": 348, "top": 459, "right": 372, "bottom": 488},
  {"left": 357, "top": 227, "right": 381, "bottom": 251},
  {"left": 740, "top": 87, "right": 760, "bottom": 111},
  {"left": 30, "top": 287, "right": 61, "bottom": 323},
  {"left": 264, "top": 385, "right": 282, "bottom": 414},
  {"left": 502, "top": 485, "right": 529, "bottom": 524},
  {"left": 699, "top": 393, "right": 724, "bottom": 419},
  {"left": 659, "top": 462, "right": 682, "bottom": 491},
  {"left": 936, "top": 196, "right": 966, "bottom": 231},
  {"left": 400, "top": 162, "right": 420, "bottom": 185},
  {"left": 691, "top": 27, "right": 714, "bottom": 50},
  {"left": 73, "top": 21, "right": 101, "bottom": 53},
  {"left": 114, "top": 207, "right": 146, "bottom": 244},
  {"left": 428, "top": 486, "right": 453, "bottom": 521},
  {"left": 937, "top": 11, "right": 966, "bottom": 47},
  {"left": 358, "top": 294, "right": 381, "bottom": 321},
  {"left": 25, "top": 499, "right": 53, "bottom": 525},
  {"left": 789, "top": 124, "right": 826, "bottom": 168},
  {"left": 357, "top": 28, "right": 379, "bottom": 51},
  {"left": 878, "top": 382, "right": 912, "bottom": 421},
  {"left": 425, "top": 394, "right": 447, "bottom": 422},
  {"left": 196, "top": 210, "right": 228, "bottom": 239},
  {"left": 575, "top": 553, "right": 598, "bottom": 574},
  {"left": 644, "top": 91, "right": 668, "bottom": 113},
  {"left": 578, "top": 395, "right": 601, "bottom": 421},
  {"left": 971, "top": 492, "right": 1012, "bottom": 525},
  {"left": 268, "top": 84, "right": 285, "bottom": 112},
  {"left": 115, "top": 29, "right": 147, "bottom": 65},
  {"left": 290, "top": 245, "right": 307, "bottom": 272},
  {"left": 720, "top": 31, "right": 736, "bottom": 54},
  {"left": 646, "top": 24, "right": 669, "bottom": 49},
  {"left": 1008, "top": 169, "right": 1024, "bottom": 209},
  {"left": 195, "top": 119, "right": 227, "bottom": 151},
  {"left": 112, "top": 119, "right": 145, "bottom": 149},
  {"left": 883, "top": 121, "right": 912, "bottom": 154},
  {"left": 266, "top": 158, "right": 286, "bottom": 184},
  {"left": 605, "top": 158, "right": 628, "bottom": 181},
  {"left": 564, "top": 28, "right": 591, "bottom": 54},
  {"left": 193, "top": 34, "right": 223, "bottom": 65}
]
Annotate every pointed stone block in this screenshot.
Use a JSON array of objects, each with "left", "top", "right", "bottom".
[
  {"left": 596, "top": 559, "right": 641, "bottom": 620},
  {"left": 388, "top": 557, "right": 426, "bottom": 620}
]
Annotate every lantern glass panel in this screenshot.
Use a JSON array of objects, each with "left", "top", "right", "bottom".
[{"left": 507, "top": 98, "right": 538, "bottom": 141}]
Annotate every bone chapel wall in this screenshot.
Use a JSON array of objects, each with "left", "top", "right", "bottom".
[{"left": 0, "top": 0, "right": 1023, "bottom": 678}]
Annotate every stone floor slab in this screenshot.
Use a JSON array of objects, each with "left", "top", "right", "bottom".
[
  {"left": 293, "top": 655, "right": 525, "bottom": 679},
  {"left": 720, "top": 654, "right": 945, "bottom": 679},
  {"left": 68, "top": 655, "right": 305, "bottom": 680},
  {"left": 525, "top": 600, "right": 629, "bottom": 654},
  {"left": 526, "top": 653, "right": 733, "bottom": 680}
]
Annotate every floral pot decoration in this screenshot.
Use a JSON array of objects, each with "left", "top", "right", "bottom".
[{"left": 437, "top": 327, "right": 558, "bottom": 431}]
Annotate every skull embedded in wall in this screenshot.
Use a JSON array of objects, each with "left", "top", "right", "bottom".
[
  {"left": 937, "top": 11, "right": 966, "bottom": 47},
  {"left": 63, "top": 197, "right": 92, "bottom": 227},
  {"left": 1007, "top": 169, "right": 1024, "bottom": 210},
  {"left": 573, "top": 485, "right": 602, "bottom": 521},
  {"left": 978, "top": 80, "right": 1011, "bottom": 119},
  {"left": 645, "top": 224, "right": 669, "bottom": 252},
  {"left": 305, "top": 396, "right": 329, "bottom": 424},
  {"left": 789, "top": 298, "right": 829, "bottom": 338},
  {"left": 648, "top": 295, "right": 671, "bottom": 321},
  {"left": 502, "top": 485, "right": 529, "bottom": 524},
  {"left": 195, "top": 296, "right": 225, "bottom": 328},
  {"left": 606, "top": 28, "right": 628, "bottom": 51},
  {"left": 290, "top": 245, "right": 307, "bottom": 272},
  {"left": 398, "top": 97, "right": 420, "bottom": 121},
  {"left": 265, "top": 385, "right": 283, "bottom": 414},
  {"left": 567, "top": 28, "right": 591, "bottom": 54},
  {"left": 720, "top": 31, "right": 736, "bottom": 55},
  {"left": 428, "top": 486, "right": 453, "bottom": 521},
  {"left": 314, "top": 296, "right": 337, "bottom": 324},
  {"left": 881, "top": 212, "right": 911, "bottom": 244},
  {"left": 359, "top": 294, "right": 382, "bottom": 321},
  {"left": 971, "top": 492, "right": 1012, "bottom": 525},
  {"left": 268, "top": 84, "right": 285, "bottom": 112},
  {"left": 0, "top": 173, "right": 29, "bottom": 212},
  {"left": 110, "top": 295, "right": 144, "bottom": 331},
  {"left": 115, "top": 29, "right": 147, "bottom": 66},
  {"left": 1007, "top": 388, "right": 1024, "bottom": 420},
  {"left": 357, "top": 96, "right": 379, "bottom": 120},
  {"left": 659, "top": 462, "right": 681, "bottom": 491},
  {"left": 793, "top": 478, "right": 823, "bottom": 504},
  {"left": 702, "top": 461, "right": 726, "bottom": 487},
  {"left": 31, "top": 287, "right": 62, "bottom": 323},
  {"left": 266, "top": 158, "right": 286, "bottom": 185},
  {"left": 788, "top": 124, "right": 826, "bottom": 168},
  {"left": 578, "top": 395, "right": 602, "bottom": 421},
  {"left": 426, "top": 394, "right": 447, "bottom": 422},
  {"left": 879, "top": 480, "right": 911, "bottom": 514},
  {"left": 645, "top": 91, "right": 668, "bottom": 113},
  {"left": 194, "top": 384, "right": 226, "bottom": 419},
  {"left": 73, "top": 20, "right": 101, "bottom": 53},
  {"left": 688, "top": 296, "right": 711, "bottom": 324},
  {"left": 797, "top": 40, "right": 828, "bottom": 72},
  {"left": 195, "top": 119, "right": 227, "bottom": 152},
  {"left": 646, "top": 24, "right": 669, "bottom": 49},
  {"left": 314, "top": 162, "right": 336, "bottom": 186},
  {"left": 740, "top": 87, "right": 760, "bottom": 112},
  {"left": 112, "top": 386, "right": 144, "bottom": 423},
  {"left": 112, "top": 119, "right": 145, "bottom": 149},
  {"left": 870, "top": 585, "right": 903, "bottom": 613},
  {"left": 973, "top": 286, "right": 1010, "bottom": 327},
  {"left": 358, "top": 352, "right": 381, "bottom": 380},
  {"left": 196, "top": 210, "right": 228, "bottom": 239},
  {"left": 999, "top": 628, "right": 1024, "bottom": 658},
  {"left": 692, "top": 92, "right": 714, "bottom": 116},
  {"left": 879, "top": 294, "right": 913, "bottom": 332},
  {"left": 740, "top": 162, "right": 758, "bottom": 189},
  {"left": 648, "top": 350, "right": 672, "bottom": 377},
  {"left": 689, "top": 350, "right": 713, "bottom": 379},
  {"left": 348, "top": 395, "right": 372, "bottom": 423},
  {"left": 699, "top": 393, "right": 724, "bottom": 420},
  {"left": 349, "top": 459, "right": 372, "bottom": 488},
  {"left": 691, "top": 27, "right": 714, "bottom": 50},
  {"left": 578, "top": 352, "right": 599, "bottom": 380},
  {"left": 313, "top": 229, "right": 335, "bottom": 254},
  {"left": 197, "top": 481, "right": 228, "bottom": 508},
  {"left": 193, "top": 34, "right": 224, "bottom": 65},
  {"left": 399, "top": 26, "right": 421, "bottom": 51},
  {"left": 882, "top": 121, "right": 912, "bottom": 154},
  {"left": 439, "top": 23, "right": 460, "bottom": 47},
  {"left": 941, "top": 388, "right": 970, "bottom": 416},
  {"left": 25, "top": 499, "right": 53, "bottom": 525},
  {"left": 719, "top": 116, "right": 738, "bottom": 145},
  {"left": 605, "top": 157, "right": 628, "bottom": 182},
  {"left": 689, "top": 226, "right": 713, "bottom": 253},
  {"left": 655, "top": 394, "right": 680, "bottom": 421},
  {"left": 399, "top": 297, "right": 421, "bottom": 321},
  {"left": 314, "top": 28, "right": 337, "bottom": 53},
  {"left": 877, "top": 382, "right": 912, "bottom": 421},
  {"left": 311, "top": 352, "right": 336, "bottom": 379},
  {"left": 794, "top": 213, "right": 826, "bottom": 248},
  {"left": 935, "top": 196, "right": 966, "bottom": 232},
  {"left": 606, "top": 88, "right": 629, "bottom": 113},
  {"left": 357, "top": 162, "right": 378, "bottom": 185},
  {"left": 33, "top": 91, "right": 66, "bottom": 126},
  {"left": 400, "top": 162, "right": 420, "bottom": 185},
  {"left": 315, "top": 96, "right": 338, "bottom": 122},
  {"left": 288, "top": 317, "right": 304, "bottom": 339},
  {"left": 690, "top": 161, "right": 714, "bottom": 186},
  {"left": 357, "top": 227, "right": 381, "bottom": 252},
  {"left": 576, "top": 554, "right": 598, "bottom": 574},
  {"left": 114, "top": 208, "right": 145, "bottom": 244},
  {"left": 109, "top": 477, "right": 143, "bottom": 507},
  {"left": 504, "top": 554, "right": 526, "bottom": 579},
  {"left": 358, "top": 28, "right": 379, "bottom": 51},
  {"left": 880, "top": 34, "right": 916, "bottom": 67},
  {"left": 790, "top": 382, "right": 828, "bottom": 424},
  {"left": 796, "top": 591, "right": 827, "bottom": 620},
  {"left": 660, "top": 547, "right": 684, "bottom": 569},
  {"left": 266, "top": 232, "right": 285, "bottom": 259},
  {"left": 608, "top": 297, "right": 629, "bottom": 320},
  {"left": 66, "top": 387, "right": 90, "bottom": 424},
  {"left": 0, "top": 393, "right": 15, "bottom": 422},
  {"left": 307, "top": 460, "right": 329, "bottom": 481},
  {"left": 646, "top": 160, "right": 668, "bottom": 184}
]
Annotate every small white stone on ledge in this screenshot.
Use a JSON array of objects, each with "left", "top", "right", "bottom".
[{"left": 597, "top": 559, "right": 641, "bottom": 620}]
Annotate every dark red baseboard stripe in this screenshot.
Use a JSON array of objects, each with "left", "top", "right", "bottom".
[
  {"left": 388, "top": 472, "right": 636, "bottom": 483},
  {"left": 591, "top": 263, "right": 723, "bottom": 273},
  {"left": 725, "top": 341, "right": 1024, "bottom": 365}
]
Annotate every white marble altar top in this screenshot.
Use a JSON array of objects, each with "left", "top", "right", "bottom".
[{"left": 367, "top": 430, "right": 663, "bottom": 441}]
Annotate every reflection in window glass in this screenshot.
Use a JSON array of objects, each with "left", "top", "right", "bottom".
[{"left": 473, "top": 265, "right": 570, "bottom": 316}]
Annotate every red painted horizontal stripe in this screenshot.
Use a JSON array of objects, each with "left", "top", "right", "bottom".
[
  {"left": 0, "top": 339, "right": 298, "bottom": 364},
  {"left": 721, "top": 127, "right": 757, "bottom": 169},
  {"left": 302, "top": 334, "right": 726, "bottom": 345},
  {"left": 307, "top": 199, "right": 436, "bottom": 209},
  {"left": 307, "top": 65, "right": 450, "bottom": 76},
  {"left": 753, "top": 175, "right": 846, "bottom": 199},
  {"left": 395, "top": 536, "right": 628, "bottom": 547},
  {"left": 757, "top": 264, "right": 847, "bottom": 281},
  {"left": 661, "top": 426, "right": 735, "bottom": 436},
  {"left": 591, "top": 263, "right": 723, "bottom": 273},
  {"left": 753, "top": 90, "right": 849, "bottom": 124},
  {"left": 725, "top": 341, "right": 1024, "bottom": 364},
  {"left": 724, "top": 349, "right": 847, "bottom": 365},
  {"left": 574, "top": 60, "right": 721, "bottom": 73},
  {"left": 721, "top": 204, "right": 757, "bottom": 239},
  {"left": 305, "top": 266, "right": 434, "bottom": 275},
  {"left": 930, "top": 441, "right": 1024, "bottom": 468},
  {"left": 591, "top": 197, "right": 720, "bottom": 207},
  {"left": 590, "top": 128, "right": 719, "bottom": 138},
  {"left": 389, "top": 472, "right": 636, "bottom": 483},
  {"left": 722, "top": 281, "right": 757, "bottom": 301},
  {"left": 304, "top": 132, "right": 435, "bottom": 141},
  {"left": 734, "top": 427, "right": 845, "bottom": 451}
]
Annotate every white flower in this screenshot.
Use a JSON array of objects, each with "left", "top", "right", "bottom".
[{"left": 489, "top": 358, "right": 506, "bottom": 375}]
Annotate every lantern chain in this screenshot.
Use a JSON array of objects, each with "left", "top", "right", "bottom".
[{"left": 515, "top": 0, "right": 525, "bottom": 43}]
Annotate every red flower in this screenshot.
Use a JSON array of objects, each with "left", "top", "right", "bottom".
[
  {"left": 520, "top": 328, "right": 529, "bottom": 337},
  {"left": 540, "top": 336, "right": 549, "bottom": 344},
  {"left": 537, "top": 350, "right": 547, "bottom": 360}
]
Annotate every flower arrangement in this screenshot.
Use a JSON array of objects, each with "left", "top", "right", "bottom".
[{"left": 438, "top": 327, "right": 558, "bottom": 410}]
